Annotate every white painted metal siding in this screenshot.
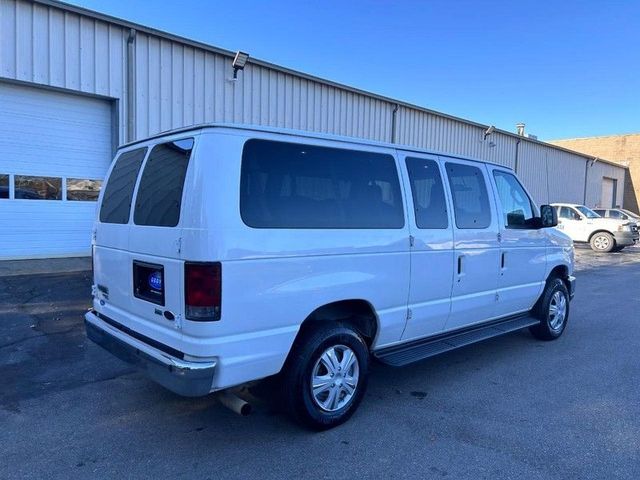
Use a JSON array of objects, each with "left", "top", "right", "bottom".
[
  {"left": 0, "top": 0, "right": 630, "bottom": 259},
  {"left": 0, "top": 81, "right": 112, "bottom": 258},
  {"left": 0, "top": 0, "right": 127, "bottom": 140}
]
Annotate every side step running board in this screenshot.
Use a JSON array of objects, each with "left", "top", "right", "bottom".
[{"left": 374, "top": 314, "right": 540, "bottom": 367}]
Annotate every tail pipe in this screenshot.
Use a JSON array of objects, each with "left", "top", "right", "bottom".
[{"left": 218, "top": 391, "right": 252, "bottom": 416}]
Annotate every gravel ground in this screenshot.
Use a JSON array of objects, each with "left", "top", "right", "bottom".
[{"left": 1, "top": 248, "right": 639, "bottom": 479}]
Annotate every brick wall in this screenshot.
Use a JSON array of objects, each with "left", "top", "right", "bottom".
[{"left": 549, "top": 134, "right": 640, "bottom": 213}]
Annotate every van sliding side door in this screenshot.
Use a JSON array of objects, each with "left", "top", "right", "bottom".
[{"left": 399, "top": 153, "right": 454, "bottom": 341}]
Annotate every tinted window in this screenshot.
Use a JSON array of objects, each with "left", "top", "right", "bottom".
[
  {"left": 405, "top": 157, "right": 448, "bottom": 229},
  {"left": 608, "top": 210, "right": 624, "bottom": 219},
  {"left": 134, "top": 138, "right": 194, "bottom": 227},
  {"left": 445, "top": 162, "right": 491, "bottom": 229},
  {"left": 0, "top": 174, "right": 8, "bottom": 199},
  {"left": 67, "top": 178, "right": 102, "bottom": 201},
  {"left": 592, "top": 209, "right": 606, "bottom": 216},
  {"left": 241, "top": 139, "right": 404, "bottom": 229},
  {"left": 100, "top": 148, "right": 147, "bottom": 224},
  {"left": 14, "top": 176, "right": 62, "bottom": 200},
  {"left": 493, "top": 171, "right": 534, "bottom": 228}
]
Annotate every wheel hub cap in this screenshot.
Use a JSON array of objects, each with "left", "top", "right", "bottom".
[
  {"left": 594, "top": 235, "right": 610, "bottom": 249},
  {"left": 549, "top": 291, "right": 567, "bottom": 330},
  {"left": 311, "top": 345, "right": 359, "bottom": 412}
]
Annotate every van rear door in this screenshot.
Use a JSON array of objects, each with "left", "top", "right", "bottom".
[{"left": 93, "top": 137, "right": 195, "bottom": 348}]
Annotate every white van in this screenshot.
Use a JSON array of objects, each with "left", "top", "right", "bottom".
[{"left": 85, "top": 124, "right": 575, "bottom": 429}]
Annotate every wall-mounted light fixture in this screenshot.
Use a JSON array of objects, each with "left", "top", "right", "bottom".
[
  {"left": 232, "top": 51, "right": 250, "bottom": 79},
  {"left": 483, "top": 125, "right": 495, "bottom": 140}
]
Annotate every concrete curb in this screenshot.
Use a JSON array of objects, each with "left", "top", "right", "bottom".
[{"left": 0, "top": 257, "right": 91, "bottom": 277}]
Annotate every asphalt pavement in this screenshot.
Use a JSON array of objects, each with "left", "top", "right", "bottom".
[{"left": 1, "top": 248, "right": 639, "bottom": 479}]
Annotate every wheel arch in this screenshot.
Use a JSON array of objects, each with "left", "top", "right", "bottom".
[{"left": 294, "top": 299, "right": 380, "bottom": 349}]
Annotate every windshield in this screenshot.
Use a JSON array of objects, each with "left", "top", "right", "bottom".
[
  {"left": 620, "top": 208, "right": 640, "bottom": 219},
  {"left": 576, "top": 205, "right": 600, "bottom": 218}
]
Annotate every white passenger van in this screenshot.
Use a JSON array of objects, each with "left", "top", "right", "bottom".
[{"left": 85, "top": 124, "right": 576, "bottom": 429}]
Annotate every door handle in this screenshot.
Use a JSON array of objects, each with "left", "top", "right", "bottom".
[
  {"left": 501, "top": 252, "right": 506, "bottom": 269},
  {"left": 457, "top": 254, "right": 465, "bottom": 278}
]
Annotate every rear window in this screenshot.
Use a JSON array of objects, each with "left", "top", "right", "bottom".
[
  {"left": 100, "top": 148, "right": 147, "bottom": 224},
  {"left": 240, "top": 139, "right": 404, "bottom": 229},
  {"left": 134, "top": 138, "right": 194, "bottom": 227}
]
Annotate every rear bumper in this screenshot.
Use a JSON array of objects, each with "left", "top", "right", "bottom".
[
  {"left": 85, "top": 311, "right": 217, "bottom": 397},
  {"left": 567, "top": 275, "right": 576, "bottom": 300}
]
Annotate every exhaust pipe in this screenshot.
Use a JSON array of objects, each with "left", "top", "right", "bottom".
[{"left": 218, "top": 391, "right": 252, "bottom": 416}]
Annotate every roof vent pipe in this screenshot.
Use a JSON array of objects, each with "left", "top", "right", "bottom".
[{"left": 516, "top": 123, "right": 526, "bottom": 136}]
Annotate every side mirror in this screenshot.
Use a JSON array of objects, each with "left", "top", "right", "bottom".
[{"left": 540, "top": 205, "right": 557, "bottom": 228}]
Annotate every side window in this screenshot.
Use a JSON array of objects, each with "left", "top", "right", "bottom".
[
  {"left": 134, "top": 138, "right": 194, "bottom": 227},
  {"left": 608, "top": 210, "right": 623, "bottom": 219},
  {"left": 0, "top": 174, "right": 8, "bottom": 199},
  {"left": 240, "top": 139, "right": 404, "bottom": 229},
  {"left": 559, "top": 207, "right": 579, "bottom": 220},
  {"left": 445, "top": 162, "right": 491, "bottom": 229},
  {"left": 100, "top": 148, "right": 147, "bottom": 224},
  {"left": 405, "top": 157, "right": 448, "bottom": 229},
  {"left": 492, "top": 171, "right": 534, "bottom": 228}
]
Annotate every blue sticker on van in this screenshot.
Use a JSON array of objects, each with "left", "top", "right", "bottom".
[{"left": 148, "top": 271, "right": 162, "bottom": 291}]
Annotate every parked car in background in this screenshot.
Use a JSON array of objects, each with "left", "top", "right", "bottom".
[
  {"left": 593, "top": 207, "right": 640, "bottom": 226},
  {"left": 552, "top": 203, "right": 639, "bottom": 252},
  {"left": 86, "top": 124, "right": 576, "bottom": 429}
]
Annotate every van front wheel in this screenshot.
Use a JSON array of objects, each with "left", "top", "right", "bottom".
[
  {"left": 282, "top": 324, "right": 369, "bottom": 430},
  {"left": 530, "top": 278, "right": 570, "bottom": 341}
]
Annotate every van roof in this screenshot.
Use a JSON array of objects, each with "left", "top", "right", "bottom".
[{"left": 120, "top": 123, "right": 512, "bottom": 170}]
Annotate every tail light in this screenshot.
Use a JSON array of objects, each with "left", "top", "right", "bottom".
[{"left": 184, "top": 262, "right": 221, "bottom": 321}]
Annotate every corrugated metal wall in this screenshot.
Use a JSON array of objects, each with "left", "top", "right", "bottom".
[
  {"left": 586, "top": 161, "right": 626, "bottom": 207},
  {"left": 0, "top": 0, "right": 127, "bottom": 140},
  {"left": 133, "top": 32, "right": 394, "bottom": 142},
  {"left": 0, "top": 0, "right": 628, "bottom": 209}
]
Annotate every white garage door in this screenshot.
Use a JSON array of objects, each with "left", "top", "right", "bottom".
[{"left": 0, "top": 82, "right": 113, "bottom": 259}]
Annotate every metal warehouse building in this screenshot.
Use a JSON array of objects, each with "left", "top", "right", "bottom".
[{"left": 0, "top": 0, "right": 628, "bottom": 259}]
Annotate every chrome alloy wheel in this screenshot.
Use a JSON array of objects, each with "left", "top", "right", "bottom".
[
  {"left": 311, "top": 345, "right": 360, "bottom": 412},
  {"left": 592, "top": 234, "right": 611, "bottom": 250},
  {"left": 549, "top": 290, "right": 567, "bottom": 331}
]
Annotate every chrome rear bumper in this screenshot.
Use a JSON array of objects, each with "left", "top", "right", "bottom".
[{"left": 85, "top": 311, "right": 216, "bottom": 397}]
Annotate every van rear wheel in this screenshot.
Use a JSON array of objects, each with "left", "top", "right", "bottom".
[{"left": 282, "top": 324, "right": 369, "bottom": 430}]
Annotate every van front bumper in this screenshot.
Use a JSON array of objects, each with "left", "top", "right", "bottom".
[{"left": 85, "top": 311, "right": 217, "bottom": 397}]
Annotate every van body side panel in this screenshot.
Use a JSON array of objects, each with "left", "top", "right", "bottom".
[{"left": 178, "top": 132, "right": 411, "bottom": 388}]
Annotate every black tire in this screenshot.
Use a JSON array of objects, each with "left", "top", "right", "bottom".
[
  {"left": 281, "top": 323, "right": 369, "bottom": 430},
  {"left": 530, "top": 277, "right": 570, "bottom": 341},
  {"left": 589, "top": 232, "right": 615, "bottom": 253}
]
